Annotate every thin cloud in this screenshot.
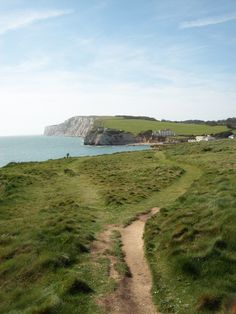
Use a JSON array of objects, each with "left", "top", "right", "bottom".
[
  {"left": 180, "top": 13, "right": 236, "bottom": 29},
  {"left": 93, "top": 0, "right": 110, "bottom": 10},
  {"left": 0, "top": 9, "right": 73, "bottom": 35},
  {"left": 1, "top": 57, "right": 50, "bottom": 74}
]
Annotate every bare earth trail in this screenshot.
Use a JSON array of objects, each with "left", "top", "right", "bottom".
[
  {"left": 94, "top": 153, "right": 202, "bottom": 314},
  {"left": 97, "top": 208, "right": 159, "bottom": 314},
  {"left": 119, "top": 208, "right": 159, "bottom": 314}
]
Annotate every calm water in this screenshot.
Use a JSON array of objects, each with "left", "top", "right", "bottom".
[{"left": 0, "top": 136, "right": 150, "bottom": 167}]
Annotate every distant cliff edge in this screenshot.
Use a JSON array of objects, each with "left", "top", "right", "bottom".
[
  {"left": 44, "top": 116, "right": 164, "bottom": 146},
  {"left": 84, "top": 128, "right": 137, "bottom": 146},
  {"left": 44, "top": 116, "right": 96, "bottom": 137}
]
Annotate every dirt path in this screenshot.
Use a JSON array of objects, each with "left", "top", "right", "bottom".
[
  {"left": 98, "top": 208, "right": 159, "bottom": 314},
  {"left": 94, "top": 153, "right": 202, "bottom": 314}
]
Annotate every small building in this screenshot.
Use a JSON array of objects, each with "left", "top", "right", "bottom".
[
  {"left": 153, "top": 129, "right": 175, "bottom": 137},
  {"left": 196, "top": 136, "right": 205, "bottom": 142},
  {"left": 196, "top": 135, "right": 215, "bottom": 142},
  {"left": 229, "top": 134, "right": 236, "bottom": 139},
  {"left": 204, "top": 135, "right": 215, "bottom": 142}
]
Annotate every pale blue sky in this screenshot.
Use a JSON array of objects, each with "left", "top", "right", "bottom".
[{"left": 0, "top": 0, "right": 235, "bottom": 135}]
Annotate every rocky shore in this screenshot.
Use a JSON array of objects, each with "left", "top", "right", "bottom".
[{"left": 84, "top": 128, "right": 137, "bottom": 146}]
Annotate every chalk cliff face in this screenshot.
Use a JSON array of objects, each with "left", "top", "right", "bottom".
[
  {"left": 44, "top": 116, "right": 96, "bottom": 137},
  {"left": 84, "top": 128, "right": 137, "bottom": 146},
  {"left": 44, "top": 116, "right": 160, "bottom": 145}
]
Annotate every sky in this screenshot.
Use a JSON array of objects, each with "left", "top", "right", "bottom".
[{"left": 0, "top": 0, "right": 235, "bottom": 135}]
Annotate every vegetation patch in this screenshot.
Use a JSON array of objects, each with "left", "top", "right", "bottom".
[
  {"left": 145, "top": 140, "right": 236, "bottom": 313},
  {"left": 0, "top": 150, "right": 182, "bottom": 313},
  {"left": 110, "top": 230, "right": 131, "bottom": 278},
  {"left": 79, "top": 152, "right": 184, "bottom": 209},
  {"left": 99, "top": 117, "right": 229, "bottom": 136},
  {"left": 65, "top": 278, "right": 94, "bottom": 295},
  {"left": 196, "top": 293, "right": 223, "bottom": 312}
]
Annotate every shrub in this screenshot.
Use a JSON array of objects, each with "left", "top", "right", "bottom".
[
  {"left": 66, "top": 278, "right": 93, "bottom": 295},
  {"left": 176, "top": 256, "right": 201, "bottom": 278},
  {"left": 197, "top": 293, "right": 222, "bottom": 312}
]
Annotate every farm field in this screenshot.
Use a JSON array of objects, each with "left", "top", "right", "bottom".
[{"left": 99, "top": 117, "right": 229, "bottom": 136}]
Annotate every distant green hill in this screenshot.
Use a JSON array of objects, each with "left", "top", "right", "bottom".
[{"left": 98, "top": 117, "right": 229, "bottom": 136}]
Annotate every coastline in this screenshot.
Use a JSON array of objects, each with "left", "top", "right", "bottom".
[{"left": 0, "top": 135, "right": 150, "bottom": 168}]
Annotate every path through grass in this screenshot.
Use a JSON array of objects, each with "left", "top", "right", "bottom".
[
  {"left": 145, "top": 141, "right": 236, "bottom": 313},
  {"left": 0, "top": 150, "right": 184, "bottom": 313}
]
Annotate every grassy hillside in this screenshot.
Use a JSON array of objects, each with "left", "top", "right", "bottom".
[
  {"left": 1, "top": 140, "right": 236, "bottom": 313},
  {"left": 99, "top": 117, "right": 228, "bottom": 136},
  {"left": 145, "top": 140, "right": 236, "bottom": 313},
  {"left": 0, "top": 151, "right": 183, "bottom": 314}
]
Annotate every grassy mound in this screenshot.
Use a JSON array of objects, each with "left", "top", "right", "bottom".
[
  {"left": 80, "top": 152, "right": 183, "bottom": 209},
  {"left": 145, "top": 140, "right": 236, "bottom": 313}
]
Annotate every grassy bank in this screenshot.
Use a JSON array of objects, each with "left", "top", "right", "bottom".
[
  {"left": 0, "top": 150, "right": 183, "bottom": 313},
  {"left": 145, "top": 140, "right": 236, "bottom": 313},
  {"left": 99, "top": 117, "right": 228, "bottom": 136}
]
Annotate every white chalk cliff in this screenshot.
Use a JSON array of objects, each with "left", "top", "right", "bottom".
[{"left": 44, "top": 116, "right": 96, "bottom": 137}]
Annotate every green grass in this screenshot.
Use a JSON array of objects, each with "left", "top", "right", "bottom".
[
  {"left": 99, "top": 117, "right": 229, "bottom": 136},
  {"left": 109, "top": 230, "right": 131, "bottom": 278},
  {"left": 145, "top": 140, "right": 236, "bottom": 313},
  {"left": 2, "top": 140, "right": 236, "bottom": 314},
  {"left": 0, "top": 150, "right": 183, "bottom": 313},
  {"left": 79, "top": 152, "right": 184, "bottom": 220}
]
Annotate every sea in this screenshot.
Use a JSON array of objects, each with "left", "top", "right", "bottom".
[{"left": 0, "top": 135, "right": 150, "bottom": 168}]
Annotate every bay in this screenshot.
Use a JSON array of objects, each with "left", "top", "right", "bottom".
[{"left": 0, "top": 135, "right": 149, "bottom": 167}]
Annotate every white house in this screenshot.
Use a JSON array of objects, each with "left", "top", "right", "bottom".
[
  {"left": 196, "top": 136, "right": 205, "bottom": 142},
  {"left": 204, "top": 135, "right": 215, "bottom": 142},
  {"left": 196, "top": 135, "right": 215, "bottom": 142},
  {"left": 153, "top": 129, "right": 175, "bottom": 137}
]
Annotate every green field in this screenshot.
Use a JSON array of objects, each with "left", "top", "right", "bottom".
[
  {"left": 0, "top": 151, "right": 182, "bottom": 314},
  {"left": 1, "top": 140, "right": 236, "bottom": 313},
  {"left": 145, "top": 140, "right": 236, "bottom": 313},
  {"left": 99, "top": 117, "right": 229, "bottom": 136}
]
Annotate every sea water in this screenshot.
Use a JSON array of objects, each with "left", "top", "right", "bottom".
[{"left": 0, "top": 135, "right": 150, "bottom": 167}]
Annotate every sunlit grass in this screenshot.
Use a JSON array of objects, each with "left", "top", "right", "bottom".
[
  {"left": 0, "top": 150, "right": 182, "bottom": 313},
  {"left": 145, "top": 140, "right": 236, "bottom": 313},
  {"left": 99, "top": 117, "right": 228, "bottom": 136}
]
